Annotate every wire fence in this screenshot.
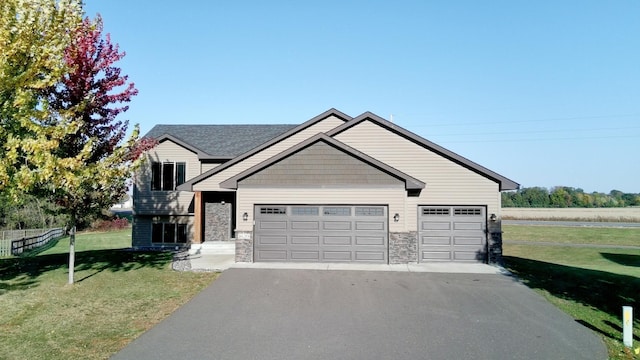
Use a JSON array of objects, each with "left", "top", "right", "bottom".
[{"left": 0, "top": 228, "right": 65, "bottom": 257}]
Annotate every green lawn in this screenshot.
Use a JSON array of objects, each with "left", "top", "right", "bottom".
[
  {"left": 504, "top": 224, "right": 640, "bottom": 247},
  {"left": 0, "top": 229, "right": 217, "bottom": 360},
  {"left": 503, "top": 225, "right": 640, "bottom": 359}
]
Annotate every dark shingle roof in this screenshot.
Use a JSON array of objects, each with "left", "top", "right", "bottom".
[{"left": 144, "top": 124, "right": 297, "bottom": 158}]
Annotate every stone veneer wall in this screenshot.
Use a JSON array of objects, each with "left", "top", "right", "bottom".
[
  {"left": 487, "top": 219, "right": 502, "bottom": 264},
  {"left": 204, "top": 203, "right": 231, "bottom": 241},
  {"left": 389, "top": 232, "right": 418, "bottom": 264},
  {"left": 235, "top": 231, "right": 253, "bottom": 262}
]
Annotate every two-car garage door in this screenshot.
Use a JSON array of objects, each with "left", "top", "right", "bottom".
[
  {"left": 253, "top": 204, "right": 487, "bottom": 263},
  {"left": 254, "top": 205, "right": 388, "bottom": 263}
]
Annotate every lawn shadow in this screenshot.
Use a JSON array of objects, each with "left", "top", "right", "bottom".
[
  {"left": 0, "top": 249, "right": 174, "bottom": 293},
  {"left": 600, "top": 252, "right": 640, "bottom": 267},
  {"left": 603, "top": 320, "right": 640, "bottom": 342},
  {"left": 504, "top": 256, "right": 639, "bottom": 338}
]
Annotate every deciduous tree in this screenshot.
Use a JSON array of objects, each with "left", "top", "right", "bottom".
[{"left": 0, "top": 1, "right": 154, "bottom": 283}]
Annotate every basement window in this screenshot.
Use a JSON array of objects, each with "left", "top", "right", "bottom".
[{"left": 152, "top": 223, "right": 187, "bottom": 243}]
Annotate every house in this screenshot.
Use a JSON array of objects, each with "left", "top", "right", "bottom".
[{"left": 132, "top": 109, "right": 519, "bottom": 264}]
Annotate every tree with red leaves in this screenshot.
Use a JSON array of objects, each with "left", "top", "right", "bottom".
[
  {"left": 48, "top": 15, "right": 138, "bottom": 163},
  {"left": 45, "top": 15, "right": 155, "bottom": 283}
]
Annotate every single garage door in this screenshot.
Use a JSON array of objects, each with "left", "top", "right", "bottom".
[
  {"left": 418, "top": 206, "right": 487, "bottom": 262},
  {"left": 254, "top": 205, "right": 388, "bottom": 263}
]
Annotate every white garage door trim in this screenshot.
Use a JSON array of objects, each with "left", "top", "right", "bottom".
[
  {"left": 418, "top": 205, "right": 487, "bottom": 263},
  {"left": 254, "top": 205, "right": 388, "bottom": 263}
]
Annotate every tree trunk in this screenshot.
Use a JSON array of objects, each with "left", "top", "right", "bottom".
[{"left": 68, "top": 215, "right": 76, "bottom": 285}]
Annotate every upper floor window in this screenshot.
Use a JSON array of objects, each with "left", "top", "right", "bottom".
[{"left": 151, "top": 162, "right": 186, "bottom": 191}]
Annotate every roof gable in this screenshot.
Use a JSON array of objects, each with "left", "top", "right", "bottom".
[
  {"left": 327, "top": 112, "right": 520, "bottom": 191},
  {"left": 177, "top": 108, "right": 352, "bottom": 191},
  {"left": 145, "top": 124, "right": 297, "bottom": 160},
  {"left": 220, "top": 134, "right": 425, "bottom": 191}
]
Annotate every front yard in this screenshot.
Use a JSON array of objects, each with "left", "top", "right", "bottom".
[{"left": 0, "top": 229, "right": 217, "bottom": 360}]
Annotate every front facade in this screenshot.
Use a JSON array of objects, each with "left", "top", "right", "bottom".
[{"left": 132, "top": 109, "right": 519, "bottom": 264}]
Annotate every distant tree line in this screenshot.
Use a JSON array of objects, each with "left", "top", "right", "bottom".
[{"left": 502, "top": 187, "right": 640, "bottom": 208}]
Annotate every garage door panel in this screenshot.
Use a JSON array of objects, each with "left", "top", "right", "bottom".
[
  {"left": 454, "top": 236, "right": 484, "bottom": 245},
  {"left": 291, "top": 251, "right": 320, "bottom": 261},
  {"left": 421, "top": 236, "right": 451, "bottom": 245},
  {"left": 323, "top": 221, "right": 351, "bottom": 230},
  {"left": 453, "top": 222, "right": 483, "bottom": 231},
  {"left": 419, "top": 206, "right": 486, "bottom": 263},
  {"left": 453, "top": 251, "right": 484, "bottom": 261},
  {"left": 291, "top": 236, "right": 319, "bottom": 244},
  {"left": 323, "top": 236, "right": 351, "bottom": 245},
  {"left": 421, "top": 251, "right": 453, "bottom": 261},
  {"left": 322, "top": 251, "right": 352, "bottom": 261},
  {"left": 291, "top": 221, "right": 319, "bottom": 230},
  {"left": 255, "top": 250, "right": 287, "bottom": 261},
  {"left": 254, "top": 205, "right": 388, "bottom": 263},
  {"left": 256, "top": 235, "right": 287, "bottom": 245},
  {"left": 356, "top": 221, "right": 384, "bottom": 231},
  {"left": 356, "top": 236, "right": 385, "bottom": 245},
  {"left": 422, "top": 222, "right": 451, "bottom": 231},
  {"left": 259, "top": 221, "right": 288, "bottom": 230},
  {"left": 355, "top": 251, "right": 385, "bottom": 261}
]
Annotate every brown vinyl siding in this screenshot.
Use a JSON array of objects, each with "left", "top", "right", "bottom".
[
  {"left": 193, "top": 115, "right": 346, "bottom": 191},
  {"left": 239, "top": 142, "right": 401, "bottom": 187}
]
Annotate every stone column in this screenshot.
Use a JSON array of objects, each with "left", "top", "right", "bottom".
[{"left": 487, "top": 218, "right": 502, "bottom": 264}]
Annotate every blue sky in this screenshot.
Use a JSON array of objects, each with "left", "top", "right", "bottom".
[{"left": 84, "top": 1, "right": 639, "bottom": 193}]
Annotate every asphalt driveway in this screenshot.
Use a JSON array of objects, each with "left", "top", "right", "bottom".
[{"left": 112, "top": 268, "right": 606, "bottom": 360}]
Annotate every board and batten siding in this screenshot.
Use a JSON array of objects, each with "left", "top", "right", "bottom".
[
  {"left": 193, "top": 115, "right": 346, "bottom": 191},
  {"left": 135, "top": 140, "right": 198, "bottom": 215},
  {"left": 334, "top": 120, "right": 501, "bottom": 229},
  {"left": 235, "top": 188, "right": 407, "bottom": 232},
  {"left": 239, "top": 142, "right": 401, "bottom": 187}
]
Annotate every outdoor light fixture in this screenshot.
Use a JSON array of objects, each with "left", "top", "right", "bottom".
[
  {"left": 393, "top": 213, "right": 400, "bottom": 222},
  {"left": 490, "top": 213, "right": 497, "bottom": 222},
  {"left": 242, "top": 212, "right": 249, "bottom": 221}
]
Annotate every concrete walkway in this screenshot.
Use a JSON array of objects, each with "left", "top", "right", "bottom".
[{"left": 183, "top": 253, "right": 509, "bottom": 274}]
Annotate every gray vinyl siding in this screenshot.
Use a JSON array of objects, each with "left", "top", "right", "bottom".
[
  {"left": 132, "top": 215, "right": 194, "bottom": 248},
  {"left": 334, "top": 120, "right": 501, "bottom": 230},
  {"left": 239, "top": 142, "right": 401, "bottom": 187},
  {"left": 235, "top": 188, "right": 405, "bottom": 232},
  {"left": 193, "top": 115, "right": 346, "bottom": 191},
  {"left": 134, "top": 140, "right": 198, "bottom": 215}
]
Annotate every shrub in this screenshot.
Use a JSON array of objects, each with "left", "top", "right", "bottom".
[{"left": 89, "top": 217, "right": 129, "bottom": 232}]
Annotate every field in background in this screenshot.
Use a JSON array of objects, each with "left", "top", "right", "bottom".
[{"left": 502, "top": 207, "right": 640, "bottom": 222}]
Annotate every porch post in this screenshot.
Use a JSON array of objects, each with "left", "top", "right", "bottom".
[{"left": 193, "top": 191, "right": 203, "bottom": 244}]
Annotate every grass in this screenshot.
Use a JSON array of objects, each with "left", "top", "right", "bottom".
[
  {"left": 504, "top": 224, "right": 640, "bottom": 247},
  {"left": 0, "top": 229, "right": 218, "bottom": 360},
  {"left": 503, "top": 226, "right": 640, "bottom": 359}
]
